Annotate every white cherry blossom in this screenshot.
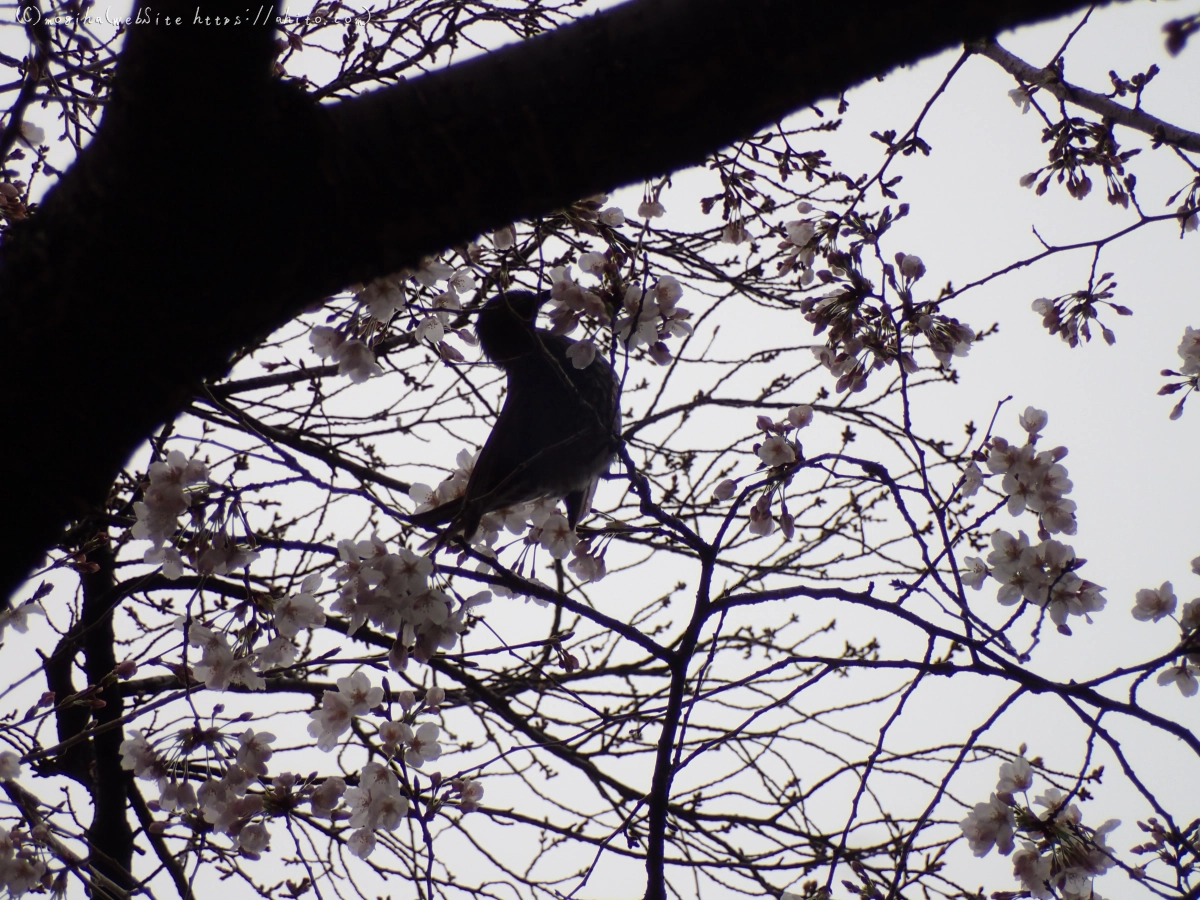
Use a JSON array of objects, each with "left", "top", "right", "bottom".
[
  {"left": 1132, "top": 582, "right": 1177, "bottom": 622},
  {"left": 598, "top": 207, "right": 625, "bottom": 226},
  {"left": 333, "top": 339, "right": 383, "bottom": 383},
  {"left": 1157, "top": 662, "right": 1199, "bottom": 696},
  {"left": 638, "top": 199, "right": 666, "bottom": 218},
  {"left": 757, "top": 435, "right": 796, "bottom": 467},
  {"left": 275, "top": 573, "right": 326, "bottom": 637},
  {"left": 959, "top": 793, "right": 1015, "bottom": 857}
]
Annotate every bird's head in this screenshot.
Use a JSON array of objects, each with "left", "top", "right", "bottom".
[{"left": 476, "top": 290, "right": 547, "bottom": 363}]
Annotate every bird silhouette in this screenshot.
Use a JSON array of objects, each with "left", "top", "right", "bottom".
[{"left": 408, "top": 290, "right": 621, "bottom": 542}]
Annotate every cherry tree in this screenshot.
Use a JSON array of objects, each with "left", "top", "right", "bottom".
[{"left": 1, "top": 1, "right": 1199, "bottom": 899}]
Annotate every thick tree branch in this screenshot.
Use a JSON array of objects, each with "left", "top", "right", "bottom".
[{"left": 970, "top": 37, "right": 1200, "bottom": 152}]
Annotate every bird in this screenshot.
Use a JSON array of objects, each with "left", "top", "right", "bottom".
[{"left": 407, "top": 289, "right": 622, "bottom": 542}]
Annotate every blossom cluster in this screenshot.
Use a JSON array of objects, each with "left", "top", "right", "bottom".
[
  {"left": 959, "top": 755, "right": 1119, "bottom": 900},
  {"left": 776, "top": 202, "right": 818, "bottom": 282},
  {"left": 131, "top": 450, "right": 209, "bottom": 570},
  {"left": 1158, "top": 325, "right": 1200, "bottom": 420},
  {"left": 128, "top": 450, "right": 263, "bottom": 583},
  {"left": 0, "top": 754, "right": 51, "bottom": 898},
  {"left": 311, "top": 686, "right": 454, "bottom": 859},
  {"left": 982, "top": 407, "right": 1078, "bottom": 535},
  {"left": 120, "top": 726, "right": 280, "bottom": 856},
  {"left": 178, "top": 574, "right": 326, "bottom": 691},
  {"left": 802, "top": 244, "right": 975, "bottom": 394},
  {"left": 710, "top": 406, "right": 814, "bottom": 537},
  {"left": 118, "top": 684, "right": 465, "bottom": 863},
  {"left": 309, "top": 255, "right": 479, "bottom": 382},
  {"left": 1129, "top": 554, "right": 1200, "bottom": 696},
  {"left": 623, "top": 275, "right": 694, "bottom": 355},
  {"left": 957, "top": 408, "right": 1103, "bottom": 632},
  {"left": 330, "top": 533, "right": 491, "bottom": 666},
  {"left": 0, "top": 824, "right": 47, "bottom": 898},
  {"left": 960, "top": 530, "right": 1105, "bottom": 632}
]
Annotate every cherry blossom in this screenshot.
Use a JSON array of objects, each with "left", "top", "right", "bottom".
[
  {"left": 19, "top": 121, "right": 44, "bottom": 145},
  {"left": 411, "top": 257, "right": 454, "bottom": 287},
  {"left": 598, "top": 207, "right": 625, "bottom": 226},
  {"left": 309, "top": 325, "right": 344, "bottom": 359},
  {"left": 638, "top": 199, "right": 666, "bottom": 218},
  {"left": 254, "top": 635, "right": 297, "bottom": 670},
  {"left": 1008, "top": 86, "right": 1032, "bottom": 113},
  {"left": 145, "top": 544, "right": 184, "bottom": 580},
  {"left": 119, "top": 729, "right": 163, "bottom": 781},
  {"left": 721, "top": 219, "right": 749, "bottom": 244},
  {"left": 237, "top": 822, "right": 270, "bottom": 858},
  {"left": 568, "top": 543, "right": 606, "bottom": 583},
  {"left": 1156, "top": 662, "right": 1199, "bottom": 696},
  {"left": 713, "top": 479, "right": 737, "bottom": 502},
  {"left": 0, "top": 840, "right": 46, "bottom": 898},
  {"left": 307, "top": 691, "right": 354, "bottom": 751},
  {"left": 275, "top": 573, "right": 326, "bottom": 637},
  {"left": 996, "top": 756, "right": 1033, "bottom": 802},
  {"left": 0, "top": 599, "right": 45, "bottom": 638},
  {"left": 748, "top": 495, "right": 775, "bottom": 536},
  {"left": 332, "top": 339, "right": 383, "bottom": 383},
  {"left": 132, "top": 450, "right": 209, "bottom": 548},
  {"left": 339, "top": 671, "right": 384, "bottom": 715},
  {"left": 896, "top": 252, "right": 926, "bottom": 280},
  {"left": 1180, "top": 597, "right": 1200, "bottom": 633},
  {"left": 0, "top": 752, "right": 20, "bottom": 780},
  {"left": 187, "top": 622, "right": 250, "bottom": 691},
  {"left": 159, "top": 778, "right": 198, "bottom": 812},
  {"left": 648, "top": 341, "right": 673, "bottom": 365},
  {"left": 431, "top": 288, "right": 461, "bottom": 324},
  {"left": 416, "top": 315, "right": 445, "bottom": 344},
  {"left": 566, "top": 339, "right": 597, "bottom": 369},
  {"left": 616, "top": 286, "right": 661, "bottom": 349},
  {"left": 456, "top": 776, "right": 484, "bottom": 813},
  {"left": 757, "top": 435, "right": 796, "bottom": 467},
  {"left": 397, "top": 721, "right": 443, "bottom": 767},
  {"left": 1012, "top": 842, "right": 1053, "bottom": 898},
  {"left": 236, "top": 729, "right": 275, "bottom": 775},
  {"left": 196, "top": 530, "right": 260, "bottom": 576},
  {"left": 928, "top": 318, "right": 975, "bottom": 366},
  {"left": 1131, "top": 582, "right": 1177, "bottom": 622},
  {"left": 1018, "top": 406, "right": 1048, "bottom": 436},
  {"left": 1177, "top": 326, "right": 1200, "bottom": 375},
  {"left": 786, "top": 405, "right": 814, "bottom": 429},
  {"left": 449, "top": 267, "right": 476, "bottom": 294},
  {"left": 347, "top": 828, "right": 377, "bottom": 859},
  {"left": 784, "top": 219, "right": 816, "bottom": 246},
  {"left": 491, "top": 226, "right": 515, "bottom": 250},
  {"left": 345, "top": 762, "right": 409, "bottom": 854},
  {"left": 310, "top": 776, "right": 345, "bottom": 817},
  {"left": 959, "top": 793, "right": 1015, "bottom": 857},
  {"left": 539, "top": 514, "right": 577, "bottom": 559},
  {"left": 981, "top": 530, "right": 1105, "bottom": 627},
  {"left": 356, "top": 275, "right": 406, "bottom": 321},
  {"left": 577, "top": 252, "right": 606, "bottom": 276},
  {"left": 959, "top": 556, "right": 988, "bottom": 590},
  {"left": 961, "top": 461, "right": 983, "bottom": 497}
]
